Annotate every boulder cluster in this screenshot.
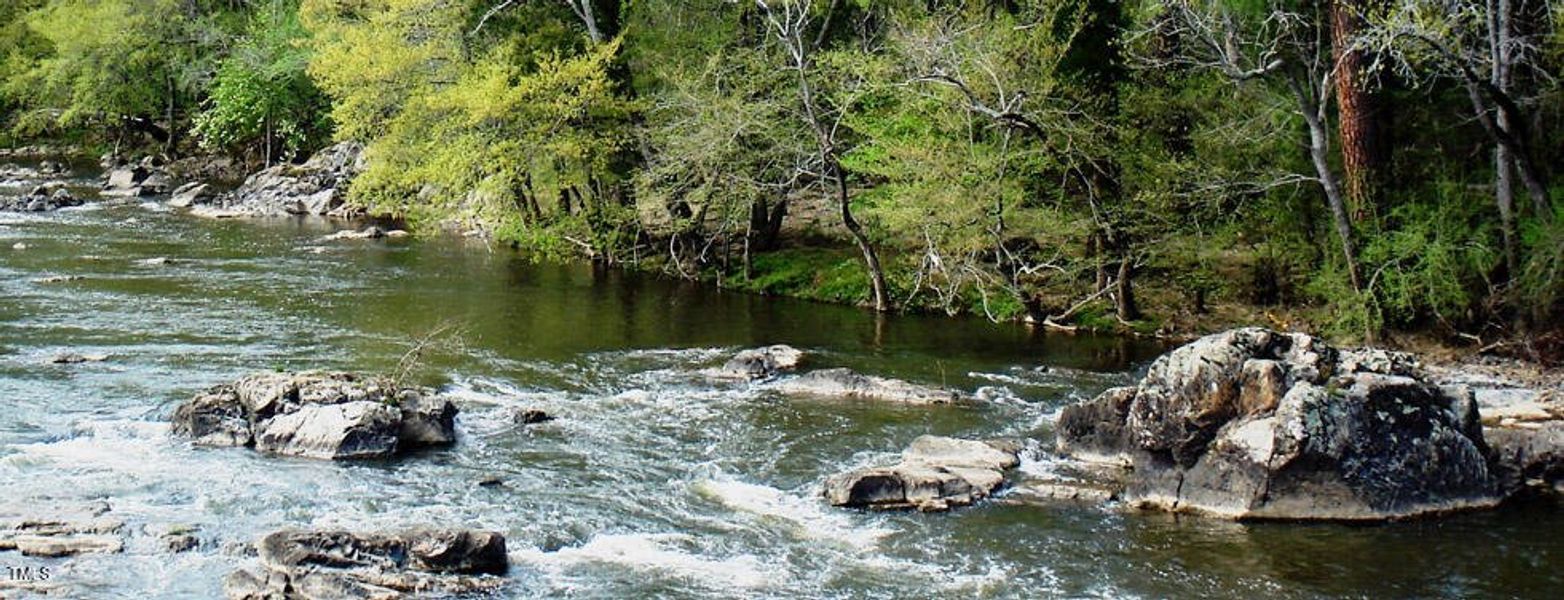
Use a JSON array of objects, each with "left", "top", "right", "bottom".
[
  {"left": 190, "top": 142, "right": 364, "bottom": 219},
  {"left": 171, "top": 372, "right": 457, "bottom": 460},
  {"left": 0, "top": 183, "right": 81, "bottom": 212},
  {"left": 1054, "top": 327, "right": 1544, "bottom": 520},
  {"left": 225, "top": 528, "right": 507, "bottom": 600}
]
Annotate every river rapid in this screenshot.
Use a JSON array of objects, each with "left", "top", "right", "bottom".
[{"left": 2, "top": 160, "right": 1563, "bottom": 598}]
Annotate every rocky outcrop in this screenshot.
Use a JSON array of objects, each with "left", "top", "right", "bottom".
[
  {"left": 1056, "top": 328, "right": 1501, "bottom": 521},
  {"left": 775, "top": 368, "right": 962, "bottom": 404},
  {"left": 168, "top": 182, "right": 215, "bottom": 208},
  {"left": 709, "top": 345, "right": 805, "bottom": 381},
  {"left": 101, "top": 157, "right": 172, "bottom": 197},
  {"left": 171, "top": 372, "right": 458, "bottom": 460},
  {"left": 0, "top": 501, "right": 124, "bottom": 558},
  {"left": 224, "top": 528, "right": 507, "bottom": 600},
  {"left": 824, "top": 436, "right": 1019, "bottom": 511},
  {"left": 192, "top": 142, "right": 364, "bottom": 219},
  {"left": 0, "top": 184, "right": 83, "bottom": 212}
]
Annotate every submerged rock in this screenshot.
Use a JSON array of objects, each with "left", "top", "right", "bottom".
[
  {"left": 710, "top": 345, "right": 806, "bottom": 381},
  {"left": 224, "top": 528, "right": 506, "bottom": 600},
  {"left": 46, "top": 352, "right": 109, "bottom": 364},
  {"left": 1056, "top": 328, "right": 1501, "bottom": 521},
  {"left": 775, "top": 368, "right": 962, "bottom": 404},
  {"left": 0, "top": 501, "right": 124, "bottom": 558},
  {"left": 321, "top": 226, "right": 409, "bottom": 241},
  {"left": 512, "top": 408, "right": 554, "bottom": 425},
  {"left": 194, "top": 142, "right": 364, "bottom": 219},
  {"left": 824, "top": 436, "right": 1019, "bottom": 511},
  {"left": 171, "top": 372, "right": 458, "bottom": 460}
]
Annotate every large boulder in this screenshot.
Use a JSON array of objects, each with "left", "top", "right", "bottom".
[
  {"left": 225, "top": 528, "right": 506, "bottom": 600},
  {"left": 1056, "top": 328, "right": 1502, "bottom": 520},
  {"left": 171, "top": 372, "right": 458, "bottom": 460},
  {"left": 193, "top": 142, "right": 364, "bottom": 219},
  {"left": 775, "top": 368, "right": 963, "bottom": 404},
  {"left": 824, "top": 436, "right": 1019, "bottom": 511},
  {"left": 708, "top": 345, "right": 805, "bottom": 381}
]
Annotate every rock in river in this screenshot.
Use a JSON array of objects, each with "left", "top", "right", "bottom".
[
  {"left": 171, "top": 372, "right": 458, "bottom": 460},
  {"left": 1056, "top": 327, "right": 1502, "bottom": 521},
  {"left": 709, "top": 344, "right": 805, "bottom": 381},
  {"left": 1, "top": 501, "right": 124, "bottom": 558},
  {"left": 225, "top": 528, "right": 507, "bottom": 600},
  {"left": 775, "top": 367, "right": 962, "bottom": 404},
  {"left": 824, "top": 435, "right": 1020, "bottom": 511},
  {"left": 0, "top": 184, "right": 83, "bottom": 212},
  {"left": 192, "top": 142, "right": 364, "bottom": 219}
]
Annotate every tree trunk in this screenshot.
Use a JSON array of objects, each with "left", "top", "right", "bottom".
[
  {"left": 1491, "top": 0, "right": 1520, "bottom": 279},
  {"left": 1115, "top": 254, "right": 1139, "bottom": 321},
  {"left": 1330, "top": 0, "right": 1390, "bottom": 222},
  {"left": 832, "top": 155, "right": 890, "bottom": 312},
  {"left": 1293, "top": 79, "right": 1364, "bottom": 292}
]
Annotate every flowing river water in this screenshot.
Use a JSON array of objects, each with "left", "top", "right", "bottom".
[{"left": 2, "top": 160, "right": 1563, "bottom": 598}]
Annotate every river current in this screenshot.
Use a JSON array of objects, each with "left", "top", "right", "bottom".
[{"left": 2, "top": 161, "right": 1562, "bottom": 598}]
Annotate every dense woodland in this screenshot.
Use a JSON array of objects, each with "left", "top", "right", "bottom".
[{"left": 2, "top": 0, "right": 1561, "bottom": 355}]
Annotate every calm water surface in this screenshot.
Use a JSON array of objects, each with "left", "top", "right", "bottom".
[{"left": 1, "top": 162, "right": 1561, "bottom": 598}]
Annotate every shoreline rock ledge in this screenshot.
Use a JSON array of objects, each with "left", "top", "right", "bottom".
[
  {"left": 172, "top": 372, "right": 457, "bottom": 460},
  {"left": 1056, "top": 327, "right": 1502, "bottom": 521},
  {"left": 225, "top": 528, "right": 507, "bottom": 600}
]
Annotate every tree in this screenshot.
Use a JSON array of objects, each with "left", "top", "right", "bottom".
[
  {"left": 1155, "top": 1, "right": 1366, "bottom": 294},
  {"left": 195, "top": 0, "right": 329, "bottom": 165},
  {"left": 1330, "top": 0, "right": 1392, "bottom": 221},
  {"left": 306, "top": 0, "right": 637, "bottom": 259},
  {"left": 755, "top": 0, "right": 891, "bottom": 312},
  {"left": 4, "top": 0, "right": 220, "bottom": 151},
  {"left": 1365, "top": 0, "right": 1558, "bottom": 283}
]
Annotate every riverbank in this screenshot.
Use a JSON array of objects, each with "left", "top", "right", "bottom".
[{"left": 6, "top": 142, "right": 1559, "bottom": 372}]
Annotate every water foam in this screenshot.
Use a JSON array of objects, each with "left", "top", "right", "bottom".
[{"left": 516, "top": 532, "right": 779, "bottom": 591}]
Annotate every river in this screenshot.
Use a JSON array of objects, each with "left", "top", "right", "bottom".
[{"left": 2, "top": 161, "right": 1562, "bottom": 598}]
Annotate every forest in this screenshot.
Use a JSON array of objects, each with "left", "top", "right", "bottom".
[{"left": 2, "top": 0, "right": 1560, "bottom": 356}]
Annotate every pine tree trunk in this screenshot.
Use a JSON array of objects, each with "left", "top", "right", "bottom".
[{"left": 1330, "top": 0, "right": 1389, "bottom": 222}]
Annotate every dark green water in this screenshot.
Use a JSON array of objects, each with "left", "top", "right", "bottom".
[{"left": 2, "top": 163, "right": 1562, "bottom": 598}]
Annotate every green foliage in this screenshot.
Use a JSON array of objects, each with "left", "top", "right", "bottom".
[
  {"left": 305, "top": 0, "right": 636, "bottom": 258},
  {"left": 195, "top": 1, "right": 329, "bottom": 161},
  {"left": 3, "top": 0, "right": 231, "bottom": 138}
]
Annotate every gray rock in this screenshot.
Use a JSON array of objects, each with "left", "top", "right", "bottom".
[
  {"left": 171, "top": 372, "right": 458, "bottom": 460},
  {"left": 775, "top": 368, "right": 962, "bottom": 404},
  {"left": 1487, "top": 421, "right": 1564, "bottom": 497},
  {"left": 225, "top": 528, "right": 506, "bottom": 600},
  {"left": 254, "top": 401, "right": 403, "bottom": 460},
  {"left": 168, "top": 182, "right": 213, "bottom": 208},
  {"left": 396, "top": 390, "right": 457, "bottom": 447},
  {"left": 824, "top": 436, "right": 1019, "bottom": 511},
  {"left": 0, "top": 502, "right": 124, "bottom": 558},
  {"left": 712, "top": 345, "right": 806, "bottom": 381},
  {"left": 197, "top": 142, "right": 365, "bottom": 219},
  {"left": 1056, "top": 328, "right": 1503, "bottom": 521},
  {"left": 0, "top": 183, "right": 84, "bottom": 212}
]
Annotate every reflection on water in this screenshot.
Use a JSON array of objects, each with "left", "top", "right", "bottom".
[{"left": 1, "top": 177, "right": 1561, "bottom": 598}]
